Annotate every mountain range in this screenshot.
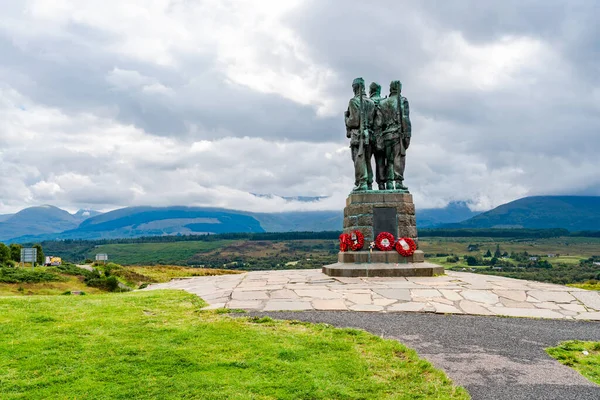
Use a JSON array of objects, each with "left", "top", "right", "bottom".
[
  {"left": 1, "top": 196, "right": 598, "bottom": 243},
  {"left": 443, "top": 196, "right": 600, "bottom": 230}
]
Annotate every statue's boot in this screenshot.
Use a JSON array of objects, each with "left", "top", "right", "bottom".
[
  {"left": 353, "top": 184, "right": 368, "bottom": 192},
  {"left": 367, "top": 184, "right": 373, "bottom": 190},
  {"left": 378, "top": 183, "right": 385, "bottom": 190},
  {"left": 395, "top": 180, "right": 408, "bottom": 191},
  {"left": 386, "top": 182, "right": 394, "bottom": 190}
]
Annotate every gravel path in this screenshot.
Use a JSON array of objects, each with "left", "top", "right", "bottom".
[{"left": 248, "top": 311, "right": 600, "bottom": 400}]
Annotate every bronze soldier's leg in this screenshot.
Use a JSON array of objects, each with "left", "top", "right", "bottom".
[
  {"left": 365, "top": 145, "right": 373, "bottom": 190},
  {"left": 374, "top": 150, "right": 386, "bottom": 190},
  {"left": 393, "top": 140, "right": 407, "bottom": 190},
  {"left": 384, "top": 139, "right": 394, "bottom": 190},
  {"left": 352, "top": 146, "right": 368, "bottom": 191},
  {"left": 351, "top": 146, "right": 358, "bottom": 188}
]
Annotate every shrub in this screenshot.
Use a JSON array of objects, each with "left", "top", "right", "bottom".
[
  {"left": 466, "top": 256, "right": 482, "bottom": 266},
  {"left": 53, "top": 264, "right": 95, "bottom": 278},
  {"left": 85, "top": 275, "right": 122, "bottom": 292},
  {"left": 0, "top": 267, "right": 62, "bottom": 283},
  {"left": 0, "top": 243, "right": 10, "bottom": 265}
]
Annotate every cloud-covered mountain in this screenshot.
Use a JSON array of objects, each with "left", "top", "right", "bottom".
[
  {"left": 416, "top": 202, "right": 481, "bottom": 228},
  {"left": 4, "top": 196, "right": 599, "bottom": 243},
  {"left": 1, "top": 201, "right": 479, "bottom": 242},
  {"left": 0, "top": 205, "right": 91, "bottom": 241}
]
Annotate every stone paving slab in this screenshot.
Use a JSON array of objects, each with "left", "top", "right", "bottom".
[{"left": 143, "top": 269, "right": 600, "bottom": 320}]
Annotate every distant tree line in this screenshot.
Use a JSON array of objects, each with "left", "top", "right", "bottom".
[
  {"left": 0, "top": 243, "right": 44, "bottom": 266},
  {"left": 23, "top": 228, "right": 600, "bottom": 252},
  {"left": 418, "top": 228, "right": 572, "bottom": 238}
]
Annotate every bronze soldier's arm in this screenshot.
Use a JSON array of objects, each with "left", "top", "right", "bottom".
[{"left": 345, "top": 98, "right": 360, "bottom": 129}]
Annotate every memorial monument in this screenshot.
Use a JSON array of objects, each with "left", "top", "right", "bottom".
[{"left": 322, "top": 77, "right": 443, "bottom": 277}]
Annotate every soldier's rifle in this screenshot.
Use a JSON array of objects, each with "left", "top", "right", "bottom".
[
  {"left": 396, "top": 83, "right": 404, "bottom": 138},
  {"left": 357, "top": 84, "right": 366, "bottom": 157}
]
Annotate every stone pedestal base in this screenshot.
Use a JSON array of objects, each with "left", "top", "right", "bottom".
[
  {"left": 322, "top": 262, "right": 444, "bottom": 278},
  {"left": 338, "top": 250, "right": 425, "bottom": 264},
  {"left": 322, "top": 191, "right": 437, "bottom": 278},
  {"left": 343, "top": 191, "right": 418, "bottom": 245}
]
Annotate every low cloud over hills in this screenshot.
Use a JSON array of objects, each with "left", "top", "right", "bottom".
[{"left": 2, "top": 196, "right": 598, "bottom": 243}]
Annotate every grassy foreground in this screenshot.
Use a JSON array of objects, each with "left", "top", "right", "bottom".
[
  {"left": 546, "top": 341, "right": 600, "bottom": 385},
  {"left": 0, "top": 291, "right": 468, "bottom": 400}
]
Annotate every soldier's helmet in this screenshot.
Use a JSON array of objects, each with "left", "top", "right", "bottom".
[
  {"left": 352, "top": 77, "right": 365, "bottom": 92},
  {"left": 389, "top": 80, "right": 403, "bottom": 93},
  {"left": 369, "top": 82, "right": 381, "bottom": 97}
]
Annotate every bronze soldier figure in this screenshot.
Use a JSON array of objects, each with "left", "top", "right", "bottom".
[
  {"left": 345, "top": 77, "right": 375, "bottom": 191},
  {"left": 369, "top": 82, "right": 386, "bottom": 190},
  {"left": 379, "top": 80, "right": 411, "bottom": 191}
]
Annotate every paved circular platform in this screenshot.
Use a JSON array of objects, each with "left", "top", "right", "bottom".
[{"left": 144, "top": 269, "right": 600, "bottom": 320}]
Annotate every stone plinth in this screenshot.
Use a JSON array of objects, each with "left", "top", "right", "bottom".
[
  {"left": 338, "top": 250, "right": 425, "bottom": 264},
  {"left": 323, "top": 262, "right": 444, "bottom": 278},
  {"left": 322, "top": 191, "right": 443, "bottom": 277},
  {"left": 343, "top": 191, "right": 418, "bottom": 244}
]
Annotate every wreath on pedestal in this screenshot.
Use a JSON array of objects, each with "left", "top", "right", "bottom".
[
  {"left": 339, "top": 233, "right": 351, "bottom": 252},
  {"left": 396, "top": 237, "right": 417, "bottom": 257},
  {"left": 349, "top": 230, "right": 365, "bottom": 251},
  {"left": 375, "top": 232, "right": 395, "bottom": 251}
]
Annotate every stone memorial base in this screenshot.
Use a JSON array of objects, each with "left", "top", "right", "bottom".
[
  {"left": 322, "top": 191, "right": 443, "bottom": 277},
  {"left": 338, "top": 250, "right": 425, "bottom": 263},
  {"left": 323, "top": 261, "right": 444, "bottom": 278}
]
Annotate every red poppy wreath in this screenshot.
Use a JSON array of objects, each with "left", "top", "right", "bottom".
[
  {"left": 375, "top": 232, "right": 395, "bottom": 251},
  {"left": 395, "top": 237, "right": 417, "bottom": 257},
  {"left": 348, "top": 230, "right": 365, "bottom": 251},
  {"left": 339, "top": 233, "right": 351, "bottom": 252}
]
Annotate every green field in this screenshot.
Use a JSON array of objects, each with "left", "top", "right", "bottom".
[
  {"left": 90, "top": 240, "right": 233, "bottom": 265},
  {"left": 0, "top": 290, "right": 468, "bottom": 399},
  {"left": 419, "top": 236, "right": 600, "bottom": 259},
  {"left": 547, "top": 341, "right": 600, "bottom": 385}
]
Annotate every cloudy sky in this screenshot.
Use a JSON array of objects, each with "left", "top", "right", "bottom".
[{"left": 1, "top": 0, "right": 599, "bottom": 215}]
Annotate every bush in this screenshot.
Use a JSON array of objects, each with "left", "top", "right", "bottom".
[
  {"left": 446, "top": 256, "right": 459, "bottom": 263},
  {"left": 0, "top": 243, "right": 10, "bottom": 265},
  {"left": 466, "top": 256, "right": 482, "bottom": 266},
  {"left": 85, "top": 275, "right": 122, "bottom": 292},
  {"left": 106, "top": 276, "right": 120, "bottom": 291},
  {"left": 0, "top": 267, "right": 62, "bottom": 283},
  {"left": 52, "top": 264, "right": 95, "bottom": 278}
]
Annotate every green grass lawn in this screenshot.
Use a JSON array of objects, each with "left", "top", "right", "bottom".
[
  {"left": 89, "top": 240, "right": 234, "bottom": 265},
  {"left": 0, "top": 290, "right": 468, "bottom": 399},
  {"left": 546, "top": 341, "right": 600, "bottom": 385}
]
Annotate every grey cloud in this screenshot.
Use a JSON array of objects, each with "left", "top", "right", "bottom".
[{"left": 0, "top": 0, "right": 598, "bottom": 215}]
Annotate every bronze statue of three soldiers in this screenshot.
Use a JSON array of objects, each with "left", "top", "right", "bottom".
[{"left": 345, "top": 77, "right": 411, "bottom": 192}]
